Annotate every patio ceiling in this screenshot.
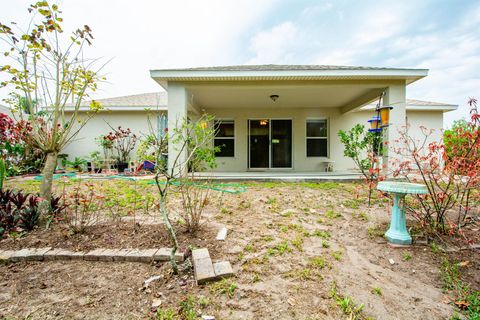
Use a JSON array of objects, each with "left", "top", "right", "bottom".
[{"left": 186, "top": 82, "right": 385, "bottom": 110}]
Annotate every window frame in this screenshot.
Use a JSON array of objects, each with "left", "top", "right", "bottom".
[
  {"left": 214, "top": 119, "right": 235, "bottom": 158},
  {"left": 305, "top": 118, "right": 329, "bottom": 158}
]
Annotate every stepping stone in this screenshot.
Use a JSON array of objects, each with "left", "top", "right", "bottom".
[
  {"left": 216, "top": 227, "right": 228, "bottom": 241},
  {"left": 213, "top": 261, "right": 234, "bottom": 279},
  {"left": 153, "top": 248, "right": 184, "bottom": 262},
  {"left": 192, "top": 248, "right": 216, "bottom": 285}
]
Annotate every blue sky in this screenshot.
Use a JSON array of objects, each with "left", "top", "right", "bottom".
[{"left": 1, "top": 0, "right": 479, "bottom": 125}]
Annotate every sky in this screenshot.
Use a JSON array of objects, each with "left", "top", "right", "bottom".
[{"left": 1, "top": 0, "right": 479, "bottom": 126}]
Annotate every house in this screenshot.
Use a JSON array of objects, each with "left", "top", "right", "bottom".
[
  {"left": 66, "top": 65, "right": 457, "bottom": 173},
  {"left": 0, "top": 104, "right": 14, "bottom": 118}
]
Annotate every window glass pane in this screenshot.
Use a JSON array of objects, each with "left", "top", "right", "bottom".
[
  {"left": 307, "top": 120, "right": 327, "bottom": 137},
  {"left": 307, "top": 139, "right": 327, "bottom": 157},
  {"left": 215, "top": 121, "right": 234, "bottom": 137},
  {"left": 214, "top": 138, "right": 234, "bottom": 157}
]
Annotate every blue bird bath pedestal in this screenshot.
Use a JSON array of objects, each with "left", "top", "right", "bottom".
[{"left": 377, "top": 181, "right": 428, "bottom": 246}]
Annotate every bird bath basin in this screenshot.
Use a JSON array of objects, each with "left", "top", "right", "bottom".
[{"left": 377, "top": 181, "right": 428, "bottom": 245}]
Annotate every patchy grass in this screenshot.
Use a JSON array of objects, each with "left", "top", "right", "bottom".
[
  {"left": 329, "top": 282, "right": 368, "bottom": 320},
  {"left": 367, "top": 225, "right": 385, "bottom": 239},
  {"left": 210, "top": 279, "right": 238, "bottom": 298},
  {"left": 371, "top": 287, "right": 382, "bottom": 296},
  {"left": 312, "top": 229, "right": 331, "bottom": 239},
  {"left": 402, "top": 252, "right": 412, "bottom": 261},
  {"left": 441, "top": 258, "right": 480, "bottom": 319},
  {"left": 325, "top": 210, "right": 341, "bottom": 219},
  {"left": 331, "top": 250, "right": 343, "bottom": 261}
]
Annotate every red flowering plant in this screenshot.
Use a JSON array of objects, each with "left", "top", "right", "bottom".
[
  {"left": 392, "top": 98, "right": 480, "bottom": 234},
  {"left": 105, "top": 126, "right": 138, "bottom": 163},
  {"left": 0, "top": 113, "right": 44, "bottom": 177}
]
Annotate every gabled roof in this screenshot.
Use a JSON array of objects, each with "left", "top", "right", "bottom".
[
  {"left": 150, "top": 64, "right": 429, "bottom": 89},
  {"left": 69, "top": 92, "right": 456, "bottom": 112},
  {"left": 67, "top": 92, "right": 167, "bottom": 111},
  {"left": 155, "top": 64, "right": 415, "bottom": 72}
]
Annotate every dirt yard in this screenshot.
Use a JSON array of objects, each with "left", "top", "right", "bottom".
[{"left": 0, "top": 178, "right": 478, "bottom": 319}]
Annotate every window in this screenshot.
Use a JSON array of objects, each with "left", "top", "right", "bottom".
[
  {"left": 306, "top": 119, "right": 328, "bottom": 157},
  {"left": 214, "top": 120, "right": 235, "bottom": 157}
]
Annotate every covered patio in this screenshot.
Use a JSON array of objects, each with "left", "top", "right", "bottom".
[
  {"left": 150, "top": 65, "right": 428, "bottom": 173},
  {"left": 193, "top": 170, "right": 363, "bottom": 182}
]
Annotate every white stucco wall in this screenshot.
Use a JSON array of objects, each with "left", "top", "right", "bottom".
[
  {"left": 62, "top": 108, "right": 445, "bottom": 172},
  {"left": 62, "top": 111, "right": 163, "bottom": 161},
  {"left": 406, "top": 110, "right": 444, "bottom": 144},
  {"left": 0, "top": 105, "right": 13, "bottom": 117},
  {"left": 203, "top": 107, "right": 445, "bottom": 172}
]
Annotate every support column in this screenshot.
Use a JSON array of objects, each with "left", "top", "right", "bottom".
[
  {"left": 167, "top": 83, "right": 188, "bottom": 174},
  {"left": 382, "top": 83, "right": 406, "bottom": 177}
]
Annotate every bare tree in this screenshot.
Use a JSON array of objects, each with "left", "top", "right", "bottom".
[{"left": 144, "top": 113, "right": 217, "bottom": 273}]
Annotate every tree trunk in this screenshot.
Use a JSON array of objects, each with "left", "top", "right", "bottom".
[
  {"left": 159, "top": 196, "right": 179, "bottom": 274},
  {"left": 0, "top": 157, "right": 5, "bottom": 190},
  {"left": 40, "top": 152, "right": 58, "bottom": 201}
]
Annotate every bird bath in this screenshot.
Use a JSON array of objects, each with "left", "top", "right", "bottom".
[{"left": 377, "top": 181, "right": 428, "bottom": 245}]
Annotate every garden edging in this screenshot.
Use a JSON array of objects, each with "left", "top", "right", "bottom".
[{"left": 0, "top": 247, "right": 184, "bottom": 263}]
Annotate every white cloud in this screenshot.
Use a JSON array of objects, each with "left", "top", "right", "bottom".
[
  {"left": 246, "top": 21, "right": 299, "bottom": 64},
  {"left": 0, "top": 0, "right": 277, "bottom": 99}
]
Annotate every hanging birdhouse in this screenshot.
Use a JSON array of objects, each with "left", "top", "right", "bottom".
[{"left": 379, "top": 106, "right": 393, "bottom": 127}]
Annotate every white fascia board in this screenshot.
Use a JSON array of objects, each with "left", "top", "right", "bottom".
[
  {"left": 360, "top": 104, "right": 458, "bottom": 112},
  {"left": 65, "top": 106, "right": 167, "bottom": 112},
  {"left": 150, "top": 68, "right": 429, "bottom": 79},
  {"left": 407, "top": 105, "right": 458, "bottom": 112}
]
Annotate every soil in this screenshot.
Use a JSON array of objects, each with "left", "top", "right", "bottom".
[{"left": 0, "top": 179, "right": 479, "bottom": 319}]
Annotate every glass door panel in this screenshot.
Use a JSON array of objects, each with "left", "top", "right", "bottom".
[
  {"left": 271, "top": 120, "right": 292, "bottom": 168},
  {"left": 249, "top": 120, "right": 270, "bottom": 168}
]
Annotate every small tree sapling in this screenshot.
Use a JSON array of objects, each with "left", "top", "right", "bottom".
[{"left": 0, "top": 1, "right": 106, "bottom": 200}]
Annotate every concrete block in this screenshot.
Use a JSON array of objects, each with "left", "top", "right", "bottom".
[
  {"left": 84, "top": 248, "right": 106, "bottom": 261},
  {"left": 96, "top": 249, "right": 116, "bottom": 262},
  {"left": 10, "top": 248, "right": 31, "bottom": 262},
  {"left": 25, "top": 247, "right": 52, "bottom": 261},
  {"left": 192, "top": 248, "right": 210, "bottom": 261},
  {"left": 213, "top": 261, "right": 234, "bottom": 279},
  {"left": 216, "top": 227, "right": 228, "bottom": 241},
  {"left": 112, "top": 249, "right": 131, "bottom": 262},
  {"left": 0, "top": 250, "right": 16, "bottom": 261},
  {"left": 153, "top": 248, "right": 184, "bottom": 262},
  {"left": 125, "top": 249, "right": 157, "bottom": 262},
  {"left": 192, "top": 248, "right": 216, "bottom": 285},
  {"left": 43, "top": 248, "right": 84, "bottom": 261}
]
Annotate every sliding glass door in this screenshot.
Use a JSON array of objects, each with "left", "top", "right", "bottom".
[{"left": 248, "top": 119, "right": 292, "bottom": 169}]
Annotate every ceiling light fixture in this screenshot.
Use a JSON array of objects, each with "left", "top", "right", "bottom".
[{"left": 270, "top": 94, "right": 279, "bottom": 102}]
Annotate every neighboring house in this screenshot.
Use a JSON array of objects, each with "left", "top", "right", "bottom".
[
  {"left": 63, "top": 92, "right": 167, "bottom": 159},
  {"left": 0, "top": 104, "right": 13, "bottom": 118},
  {"left": 67, "top": 65, "right": 457, "bottom": 172}
]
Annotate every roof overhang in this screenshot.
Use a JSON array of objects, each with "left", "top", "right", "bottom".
[
  {"left": 150, "top": 67, "right": 429, "bottom": 90},
  {"left": 361, "top": 104, "right": 458, "bottom": 113},
  {"left": 65, "top": 106, "right": 167, "bottom": 112}
]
